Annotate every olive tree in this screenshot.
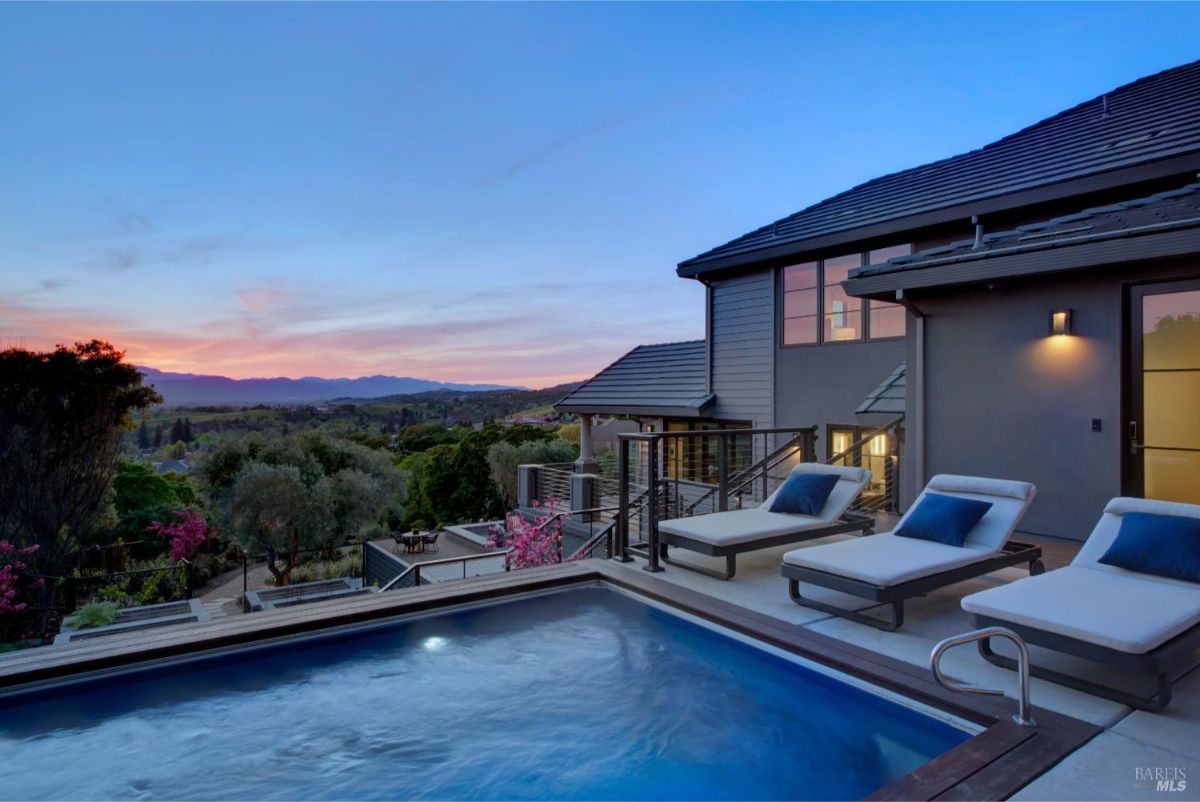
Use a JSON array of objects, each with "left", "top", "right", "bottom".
[{"left": 229, "top": 463, "right": 335, "bottom": 585}]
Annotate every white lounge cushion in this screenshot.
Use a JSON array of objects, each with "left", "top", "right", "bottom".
[
  {"left": 782, "top": 533, "right": 989, "bottom": 586},
  {"left": 896, "top": 474, "right": 1037, "bottom": 552},
  {"left": 660, "top": 508, "right": 827, "bottom": 546},
  {"left": 1073, "top": 497, "right": 1200, "bottom": 590},
  {"left": 759, "top": 462, "right": 871, "bottom": 521},
  {"left": 658, "top": 462, "right": 870, "bottom": 548},
  {"left": 961, "top": 565, "right": 1200, "bottom": 654}
]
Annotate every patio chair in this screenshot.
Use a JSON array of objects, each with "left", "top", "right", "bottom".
[
  {"left": 655, "top": 463, "right": 874, "bottom": 580},
  {"left": 961, "top": 497, "right": 1200, "bottom": 711},
  {"left": 422, "top": 531, "right": 440, "bottom": 553},
  {"left": 780, "top": 474, "right": 1040, "bottom": 630}
]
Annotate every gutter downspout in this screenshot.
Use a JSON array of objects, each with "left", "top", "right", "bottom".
[{"left": 896, "top": 290, "right": 927, "bottom": 498}]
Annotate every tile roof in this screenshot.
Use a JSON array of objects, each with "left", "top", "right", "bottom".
[
  {"left": 680, "top": 60, "right": 1200, "bottom": 274},
  {"left": 555, "top": 340, "right": 715, "bottom": 417},
  {"left": 856, "top": 364, "right": 906, "bottom": 416},
  {"left": 853, "top": 182, "right": 1200, "bottom": 277}
]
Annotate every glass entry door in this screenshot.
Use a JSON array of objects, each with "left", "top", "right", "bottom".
[{"left": 1129, "top": 280, "right": 1200, "bottom": 504}]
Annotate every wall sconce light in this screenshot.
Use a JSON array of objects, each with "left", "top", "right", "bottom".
[{"left": 1049, "top": 309, "right": 1073, "bottom": 336}]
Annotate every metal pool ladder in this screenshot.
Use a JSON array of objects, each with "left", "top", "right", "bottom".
[{"left": 930, "top": 627, "right": 1037, "bottom": 727}]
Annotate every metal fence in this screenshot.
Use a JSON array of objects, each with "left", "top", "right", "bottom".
[{"left": 614, "top": 426, "right": 820, "bottom": 568}]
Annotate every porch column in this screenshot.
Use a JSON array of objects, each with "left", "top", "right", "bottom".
[{"left": 575, "top": 413, "right": 598, "bottom": 474}]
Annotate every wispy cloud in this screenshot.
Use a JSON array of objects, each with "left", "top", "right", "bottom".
[
  {"left": 0, "top": 271, "right": 701, "bottom": 387},
  {"left": 471, "top": 113, "right": 633, "bottom": 188},
  {"left": 236, "top": 281, "right": 291, "bottom": 312},
  {"left": 84, "top": 234, "right": 262, "bottom": 275}
]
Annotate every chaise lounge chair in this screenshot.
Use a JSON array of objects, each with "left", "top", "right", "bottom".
[
  {"left": 780, "top": 475, "right": 1041, "bottom": 630},
  {"left": 962, "top": 497, "right": 1200, "bottom": 711},
  {"left": 655, "top": 463, "right": 873, "bottom": 580}
]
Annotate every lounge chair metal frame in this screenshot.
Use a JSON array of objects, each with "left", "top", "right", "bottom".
[
  {"left": 660, "top": 511, "right": 876, "bottom": 581},
  {"left": 782, "top": 540, "right": 1044, "bottom": 631},
  {"left": 968, "top": 612, "right": 1200, "bottom": 712}
]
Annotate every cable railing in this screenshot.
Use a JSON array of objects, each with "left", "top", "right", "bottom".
[
  {"left": 614, "top": 426, "right": 820, "bottom": 569},
  {"left": 379, "top": 550, "right": 512, "bottom": 592},
  {"left": 822, "top": 416, "right": 904, "bottom": 514},
  {"left": 534, "top": 463, "right": 575, "bottom": 506},
  {"left": 682, "top": 431, "right": 811, "bottom": 516}
]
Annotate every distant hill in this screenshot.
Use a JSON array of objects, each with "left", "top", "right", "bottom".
[
  {"left": 138, "top": 367, "right": 523, "bottom": 407},
  {"left": 349, "top": 382, "right": 581, "bottom": 423}
]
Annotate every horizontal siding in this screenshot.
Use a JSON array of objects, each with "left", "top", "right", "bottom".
[{"left": 709, "top": 272, "right": 773, "bottom": 427}]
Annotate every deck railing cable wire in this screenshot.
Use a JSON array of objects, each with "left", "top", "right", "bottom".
[
  {"left": 614, "top": 427, "right": 820, "bottom": 571},
  {"left": 821, "top": 416, "right": 904, "bottom": 514},
  {"left": 379, "top": 549, "right": 513, "bottom": 592}
]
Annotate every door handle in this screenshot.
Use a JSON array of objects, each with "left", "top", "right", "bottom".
[{"left": 1128, "top": 421, "right": 1143, "bottom": 455}]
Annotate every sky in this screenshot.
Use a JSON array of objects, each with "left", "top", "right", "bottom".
[{"left": 3, "top": 3, "right": 1199, "bottom": 388}]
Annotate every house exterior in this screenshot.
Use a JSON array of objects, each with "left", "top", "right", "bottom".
[{"left": 563, "top": 59, "right": 1200, "bottom": 540}]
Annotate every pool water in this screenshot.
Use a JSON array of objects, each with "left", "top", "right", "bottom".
[{"left": 2, "top": 586, "right": 969, "bottom": 800}]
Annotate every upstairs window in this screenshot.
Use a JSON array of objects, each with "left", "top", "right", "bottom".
[
  {"left": 780, "top": 244, "right": 912, "bottom": 346},
  {"left": 781, "top": 262, "right": 819, "bottom": 345},
  {"left": 867, "top": 244, "right": 912, "bottom": 340},
  {"left": 822, "top": 254, "right": 864, "bottom": 342}
]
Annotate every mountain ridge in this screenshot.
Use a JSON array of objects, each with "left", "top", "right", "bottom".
[{"left": 137, "top": 366, "right": 525, "bottom": 406}]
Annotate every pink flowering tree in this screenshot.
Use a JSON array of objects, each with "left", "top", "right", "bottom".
[
  {"left": 0, "top": 542, "right": 40, "bottom": 616},
  {"left": 146, "top": 508, "right": 208, "bottom": 561},
  {"left": 487, "top": 498, "right": 580, "bottom": 570}
]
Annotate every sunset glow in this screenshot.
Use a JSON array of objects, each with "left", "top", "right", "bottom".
[{"left": 4, "top": 3, "right": 1197, "bottom": 387}]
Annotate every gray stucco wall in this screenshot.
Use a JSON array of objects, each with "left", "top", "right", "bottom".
[
  {"left": 907, "top": 256, "right": 1198, "bottom": 541},
  {"left": 709, "top": 272, "right": 774, "bottom": 427},
  {"left": 775, "top": 337, "right": 906, "bottom": 454}
]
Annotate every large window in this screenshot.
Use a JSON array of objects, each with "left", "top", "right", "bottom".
[
  {"left": 781, "top": 244, "right": 912, "bottom": 345},
  {"left": 664, "top": 420, "right": 751, "bottom": 483}
]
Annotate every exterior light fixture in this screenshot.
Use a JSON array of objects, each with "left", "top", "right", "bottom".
[{"left": 1049, "top": 309, "right": 1073, "bottom": 336}]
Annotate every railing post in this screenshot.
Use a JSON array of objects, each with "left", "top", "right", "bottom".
[
  {"left": 616, "top": 438, "right": 632, "bottom": 562},
  {"left": 644, "top": 436, "right": 664, "bottom": 573},
  {"left": 761, "top": 431, "right": 769, "bottom": 499},
  {"left": 717, "top": 434, "right": 729, "bottom": 512},
  {"left": 517, "top": 464, "right": 539, "bottom": 509},
  {"left": 415, "top": 565, "right": 422, "bottom": 586}
]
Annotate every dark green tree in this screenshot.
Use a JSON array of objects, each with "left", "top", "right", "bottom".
[
  {"left": 153, "top": 423, "right": 164, "bottom": 447},
  {"left": 136, "top": 418, "right": 151, "bottom": 450},
  {"left": 0, "top": 340, "right": 161, "bottom": 576}
]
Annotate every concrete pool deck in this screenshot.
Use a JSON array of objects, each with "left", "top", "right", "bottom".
[{"left": 610, "top": 534, "right": 1200, "bottom": 800}]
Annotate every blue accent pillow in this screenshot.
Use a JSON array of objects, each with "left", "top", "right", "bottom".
[
  {"left": 1098, "top": 512, "right": 1200, "bottom": 583},
  {"left": 767, "top": 473, "right": 841, "bottom": 516},
  {"left": 895, "top": 492, "right": 993, "bottom": 547}
]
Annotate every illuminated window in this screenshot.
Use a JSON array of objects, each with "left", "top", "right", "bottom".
[
  {"left": 823, "top": 254, "right": 863, "bottom": 342},
  {"left": 780, "top": 245, "right": 911, "bottom": 346},
  {"left": 866, "top": 244, "right": 912, "bottom": 340}
]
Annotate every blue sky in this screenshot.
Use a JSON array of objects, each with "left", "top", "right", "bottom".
[{"left": 2, "top": 2, "right": 1198, "bottom": 386}]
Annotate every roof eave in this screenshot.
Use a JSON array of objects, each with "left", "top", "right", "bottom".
[
  {"left": 555, "top": 394, "right": 717, "bottom": 418},
  {"left": 843, "top": 225, "right": 1200, "bottom": 299},
  {"left": 677, "top": 152, "right": 1200, "bottom": 279}
]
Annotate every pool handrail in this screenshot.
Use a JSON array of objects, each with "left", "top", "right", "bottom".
[{"left": 931, "top": 626, "right": 1037, "bottom": 727}]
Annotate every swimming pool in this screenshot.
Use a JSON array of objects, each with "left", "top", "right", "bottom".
[{"left": 2, "top": 585, "right": 970, "bottom": 800}]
